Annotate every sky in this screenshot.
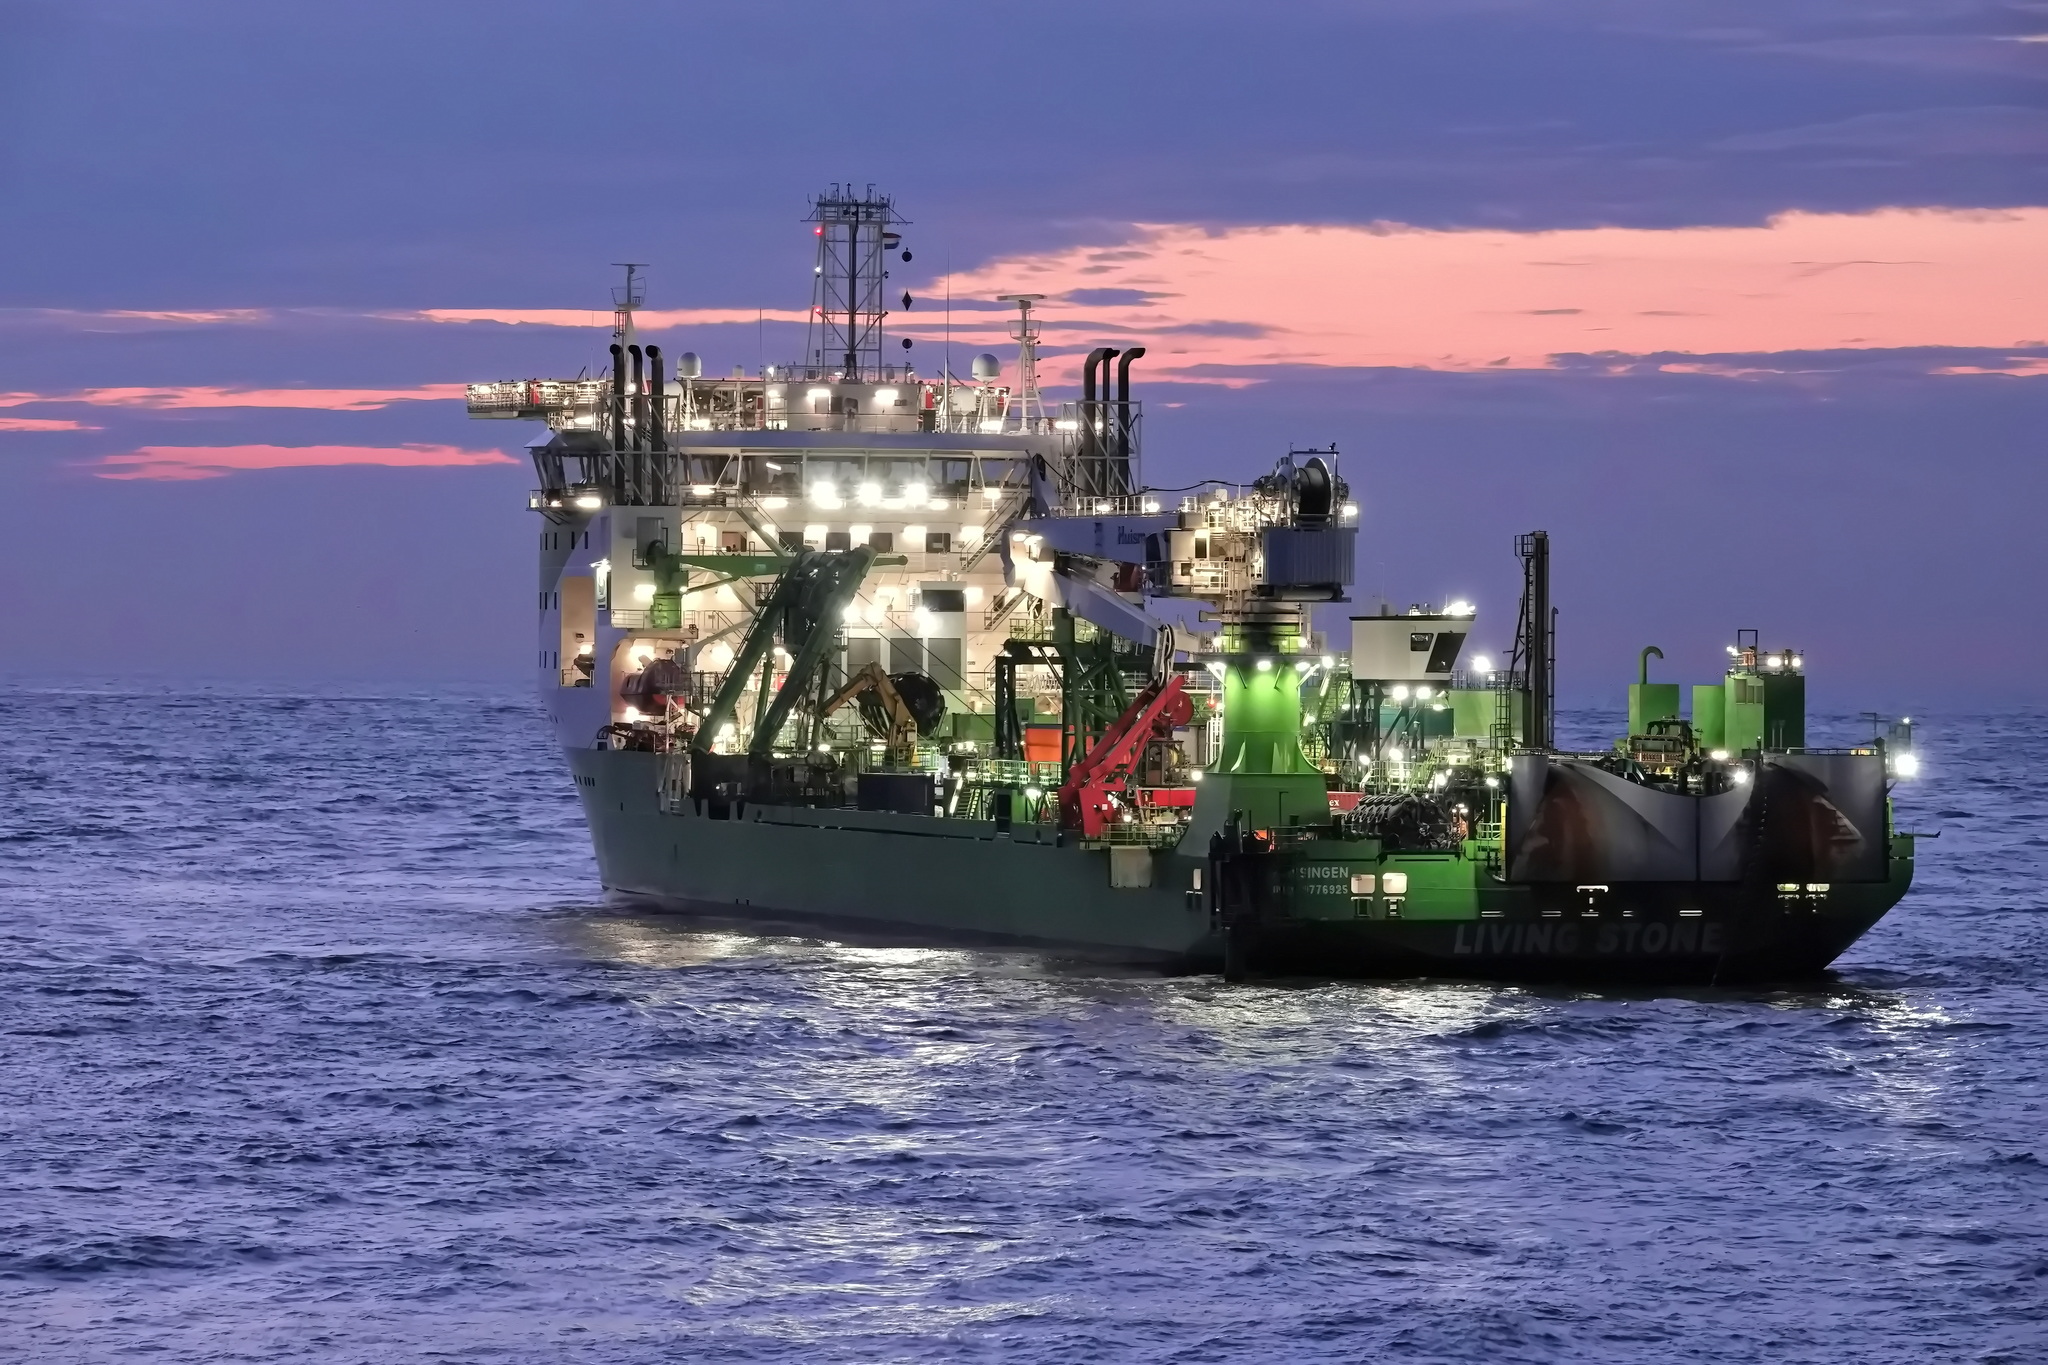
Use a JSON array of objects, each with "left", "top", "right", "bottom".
[{"left": 0, "top": 0, "right": 2042, "bottom": 706}]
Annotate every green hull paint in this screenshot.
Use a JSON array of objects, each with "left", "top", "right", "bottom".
[{"left": 568, "top": 750, "right": 1913, "bottom": 983}]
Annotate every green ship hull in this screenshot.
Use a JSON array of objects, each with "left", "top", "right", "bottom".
[{"left": 571, "top": 750, "right": 1912, "bottom": 984}]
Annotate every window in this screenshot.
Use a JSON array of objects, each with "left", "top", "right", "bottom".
[
  {"left": 933, "top": 458, "right": 973, "bottom": 497},
  {"left": 867, "top": 531, "right": 894, "bottom": 553},
  {"left": 743, "top": 456, "right": 800, "bottom": 496},
  {"left": 874, "top": 458, "right": 927, "bottom": 499},
  {"left": 925, "top": 531, "right": 953, "bottom": 555},
  {"left": 825, "top": 530, "right": 852, "bottom": 552},
  {"left": 927, "top": 637, "right": 964, "bottom": 689},
  {"left": 889, "top": 637, "right": 924, "bottom": 674},
  {"left": 778, "top": 530, "right": 805, "bottom": 552}
]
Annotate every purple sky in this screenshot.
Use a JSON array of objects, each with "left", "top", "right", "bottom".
[{"left": 1, "top": 0, "right": 2042, "bottom": 706}]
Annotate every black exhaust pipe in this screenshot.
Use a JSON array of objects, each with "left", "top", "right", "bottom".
[
  {"left": 645, "top": 344, "right": 666, "bottom": 505},
  {"left": 608, "top": 343, "right": 627, "bottom": 501},
  {"left": 628, "top": 344, "right": 646, "bottom": 502},
  {"left": 1081, "top": 347, "right": 1117, "bottom": 496},
  {"left": 1113, "top": 346, "right": 1145, "bottom": 493}
]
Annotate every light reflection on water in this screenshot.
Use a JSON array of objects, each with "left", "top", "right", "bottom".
[{"left": 0, "top": 688, "right": 2039, "bottom": 1364}]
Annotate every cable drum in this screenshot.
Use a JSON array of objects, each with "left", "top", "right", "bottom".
[{"left": 856, "top": 671, "right": 947, "bottom": 738}]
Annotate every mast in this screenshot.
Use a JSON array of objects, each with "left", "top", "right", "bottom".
[
  {"left": 998, "top": 293, "right": 1046, "bottom": 432},
  {"left": 804, "top": 185, "right": 902, "bottom": 380},
  {"left": 611, "top": 263, "right": 645, "bottom": 351}
]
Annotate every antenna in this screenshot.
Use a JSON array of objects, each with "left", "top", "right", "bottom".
[
  {"left": 997, "top": 293, "right": 1046, "bottom": 432},
  {"left": 610, "top": 263, "right": 647, "bottom": 350},
  {"left": 803, "top": 186, "right": 906, "bottom": 381}
]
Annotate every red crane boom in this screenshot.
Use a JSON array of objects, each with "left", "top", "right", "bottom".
[{"left": 1058, "top": 675, "right": 1195, "bottom": 837}]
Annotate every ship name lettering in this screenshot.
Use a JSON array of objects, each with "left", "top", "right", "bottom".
[{"left": 1452, "top": 920, "right": 1718, "bottom": 956}]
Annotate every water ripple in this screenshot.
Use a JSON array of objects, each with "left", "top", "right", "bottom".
[{"left": 0, "top": 686, "right": 2040, "bottom": 1363}]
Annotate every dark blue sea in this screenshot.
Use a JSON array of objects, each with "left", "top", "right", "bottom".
[{"left": 1, "top": 684, "right": 2042, "bottom": 1363}]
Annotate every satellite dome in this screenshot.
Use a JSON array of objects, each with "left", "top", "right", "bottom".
[
  {"left": 970, "top": 352, "right": 1001, "bottom": 382},
  {"left": 675, "top": 351, "right": 703, "bottom": 379}
]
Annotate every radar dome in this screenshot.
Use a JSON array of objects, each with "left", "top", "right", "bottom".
[
  {"left": 675, "top": 351, "right": 703, "bottom": 379},
  {"left": 970, "top": 353, "right": 1001, "bottom": 381}
]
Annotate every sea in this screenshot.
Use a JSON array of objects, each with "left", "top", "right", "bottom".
[{"left": 0, "top": 683, "right": 2041, "bottom": 1364}]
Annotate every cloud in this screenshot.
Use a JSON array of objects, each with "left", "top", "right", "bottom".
[
  {"left": 1714, "top": 106, "right": 2048, "bottom": 157},
  {"left": 1931, "top": 356, "right": 2048, "bottom": 377},
  {"left": 0, "top": 417, "right": 97, "bottom": 431},
  {"left": 411, "top": 307, "right": 811, "bottom": 328},
  {"left": 0, "top": 308, "right": 272, "bottom": 330},
  {"left": 99, "top": 309, "right": 271, "bottom": 324},
  {"left": 85, "top": 444, "right": 518, "bottom": 481},
  {"left": 2, "top": 384, "right": 466, "bottom": 411},
  {"left": 1753, "top": 34, "right": 2048, "bottom": 78},
  {"left": 923, "top": 207, "right": 2048, "bottom": 375}
]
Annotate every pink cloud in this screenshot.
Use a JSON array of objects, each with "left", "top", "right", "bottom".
[
  {"left": 0, "top": 416, "right": 99, "bottom": 431},
  {"left": 86, "top": 444, "right": 518, "bottom": 481},
  {"left": 1, "top": 384, "right": 466, "bottom": 411},
  {"left": 921, "top": 207, "right": 2048, "bottom": 376},
  {"left": 413, "top": 307, "right": 810, "bottom": 328},
  {"left": 1931, "top": 356, "right": 2048, "bottom": 376}
]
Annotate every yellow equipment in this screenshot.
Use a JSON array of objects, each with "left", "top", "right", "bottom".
[{"left": 820, "top": 662, "right": 921, "bottom": 766}]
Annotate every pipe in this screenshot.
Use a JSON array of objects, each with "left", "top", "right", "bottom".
[
  {"left": 1638, "top": 645, "right": 1663, "bottom": 686},
  {"left": 1114, "top": 346, "right": 1145, "bottom": 493},
  {"left": 645, "top": 344, "right": 667, "bottom": 505},
  {"left": 1081, "top": 347, "right": 1113, "bottom": 496},
  {"left": 1096, "top": 349, "right": 1119, "bottom": 493},
  {"left": 628, "top": 344, "right": 646, "bottom": 504},
  {"left": 1080, "top": 346, "right": 1111, "bottom": 408},
  {"left": 608, "top": 343, "right": 627, "bottom": 502}
]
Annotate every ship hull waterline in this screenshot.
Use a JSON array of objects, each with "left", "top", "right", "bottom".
[{"left": 570, "top": 750, "right": 1910, "bottom": 986}]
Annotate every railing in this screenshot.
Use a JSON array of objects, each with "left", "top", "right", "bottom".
[
  {"left": 1054, "top": 400, "right": 1142, "bottom": 499},
  {"left": 958, "top": 484, "right": 1030, "bottom": 571},
  {"left": 469, "top": 378, "right": 608, "bottom": 420},
  {"left": 1051, "top": 491, "right": 1164, "bottom": 517},
  {"left": 1101, "top": 821, "right": 1187, "bottom": 848}
]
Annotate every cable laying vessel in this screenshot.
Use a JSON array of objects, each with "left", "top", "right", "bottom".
[{"left": 468, "top": 186, "right": 1917, "bottom": 982}]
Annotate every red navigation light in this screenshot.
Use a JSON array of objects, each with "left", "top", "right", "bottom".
[{"left": 813, "top": 226, "right": 823, "bottom": 235}]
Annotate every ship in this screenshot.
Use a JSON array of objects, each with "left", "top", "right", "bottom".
[{"left": 467, "top": 186, "right": 1917, "bottom": 983}]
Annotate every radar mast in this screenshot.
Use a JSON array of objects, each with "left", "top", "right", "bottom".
[
  {"left": 997, "top": 293, "right": 1047, "bottom": 433},
  {"left": 805, "top": 185, "right": 905, "bottom": 380}
]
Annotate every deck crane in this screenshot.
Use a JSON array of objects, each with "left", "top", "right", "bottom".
[{"left": 1058, "top": 674, "right": 1194, "bottom": 838}]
